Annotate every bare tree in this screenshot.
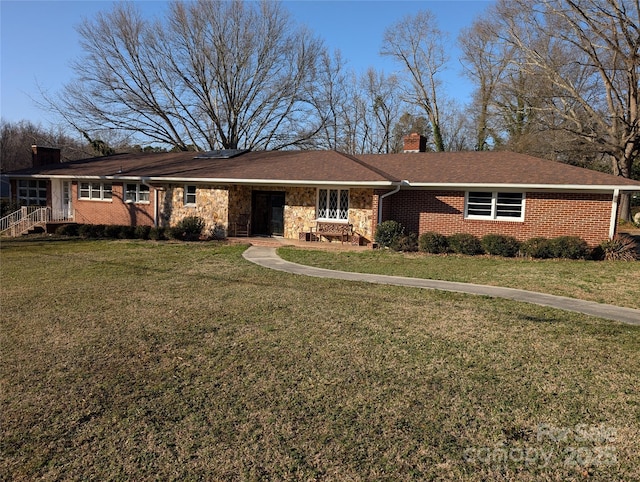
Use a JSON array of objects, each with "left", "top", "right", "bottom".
[
  {"left": 381, "top": 10, "right": 448, "bottom": 152},
  {"left": 361, "top": 68, "right": 403, "bottom": 154},
  {"left": 340, "top": 78, "right": 370, "bottom": 155},
  {"left": 307, "top": 49, "right": 352, "bottom": 151},
  {"left": 47, "top": 0, "right": 324, "bottom": 151},
  {"left": 492, "top": 0, "right": 640, "bottom": 219},
  {"left": 440, "top": 100, "right": 474, "bottom": 152},
  {"left": 459, "top": 17, "right": 513, "bottom": 150}
]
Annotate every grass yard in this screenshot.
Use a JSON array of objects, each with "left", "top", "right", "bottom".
[
  {"left": 1, "top": 238, "right": 639, "bottom": 480},
  {"left": 279, "top": 247, "right": 640, "bottom": 309}
]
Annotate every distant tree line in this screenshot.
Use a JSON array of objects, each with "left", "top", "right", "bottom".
[
  {"left": 0, "top": 120, "right": 167, "bottom": 172},
  {"left": 0, "top": 120, "right": 92, "bottom": 172}
]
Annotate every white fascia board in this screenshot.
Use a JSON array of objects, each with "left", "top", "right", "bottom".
[
  {"left": 8, "top": 174, "right": 144, "bottom": 181},
  {"left": 150, "top": 177, "right": 397, "bottom": 186},
  {"left": 143, "top": 177, "right": 397, "bottom": 187},
  {"left": 404, "top": 182, "right": 640, "bottom": 192},
  {"left": 10, "top": 174, "right": 639, "bottom": 192}
]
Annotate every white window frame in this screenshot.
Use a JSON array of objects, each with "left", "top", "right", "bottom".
[
  {"left": 17, "top": 180, "right": 47, "bottom": 206},
  {"left": 184, "top": 185, "right": 197, "bottom": 205},
  {"left": 464, "top": 191, "right": 525, "bottom": 221},
  {"left": 316, "top": 188, "right": 349, "bottom": 222},
  {"left": 125, "top": 183, "right": 150, "bottom": 204},
  {"left": 78, "top": 182, "right": 113, "bottom": 201}
]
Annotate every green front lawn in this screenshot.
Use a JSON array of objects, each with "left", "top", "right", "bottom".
[
  {"left": 1, "top": 239, "right": 638, "bottom": 480},
  {"left": 279, "top": 247, "right": 640, "bottom": 309}
]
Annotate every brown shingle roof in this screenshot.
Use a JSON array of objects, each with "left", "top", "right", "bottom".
[
  {"left": 359, "top": 151, "right": 640, "bottom": 188},
  {"left": 7, "top": 149, "right": 640, "bottom": 189},
  {"left": 9, "top": 150, "right": 394, "bottom": 184}
]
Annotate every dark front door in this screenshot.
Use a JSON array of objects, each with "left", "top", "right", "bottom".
[{"left": 251, "top": 191, "right": 285, "bottom": 236}]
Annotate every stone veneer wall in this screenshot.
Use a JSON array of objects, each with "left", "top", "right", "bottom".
[
  {"left": 228, "top": 185, "right": 253, "bottom": 229},
  {"left": 283, "top": 186, "right": 374, "bottom": 241},
  {"left": 159, "top": 184, "right": 376, "bottom": 241},
  {"left": 283, "top": 186, "right": 316, "bottom": 239},
  {"left": 348, "top": 188, "right": 374, "bottom": 242},
  {"left": 159, "top": 184, "right": 229, "bottom": 235}
]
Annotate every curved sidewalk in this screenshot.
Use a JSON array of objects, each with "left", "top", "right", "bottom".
[{"left": 243, "top": 246, "right": 640, "bottom": 325}]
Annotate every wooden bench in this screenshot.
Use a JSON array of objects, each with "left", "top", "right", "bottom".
[{"left": 311, "top": 221, "right": 353, "bottom": 244}]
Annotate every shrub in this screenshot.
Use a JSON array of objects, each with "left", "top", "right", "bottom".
[
  {"left": 104, "top": 225, "right": 122, "bottom": 239},
  {"left": 95, "top": 225, "right": 109, "bottom": 238},
  {"left": 169, "top": 216, "right": 205, "bottom": 241},
  {"left": 55, "top": 224, "right": 80, "bottom": 236},
  {"left": 447, "top": 233, "right": 483, "bottom": 255},
  {"left": 208, "top": 223, "right": 227, "bottom": 240},
  {"left": 79, "top": 224, "right": 106, "bottom": 239},
  {"left": 135, "top": 225, "right": 152, "bottom": 240},
  {"left": 77, "top": 224, "right": 91, "bottom": 238},
  {"left": 521, "top": 237, "right": 553, "bottom": 259},
  {"left": 119, "top": 225, "right": 137, "bottom": 239},
  {"left": 548, "top": 236, "right": 589, "bottom": 259},
  {"left": 149, "top": 226, "right": 167, "bottom": 241},
  {"left": 597, "top": 235, "right": 639, "bottom": 261},
  {"left": 391, "top": 233, "right": 418, "bottom": 252},
  {"left": 481, "top": 234, "right": 521, "bottom": 257},
  {"left": 419, "top": 232, "right": 449, "bottom": 254},
  {"left": 1, "top": 200, "right": 20, "bottom": 218},
  {"left": 375, "top": 220, "right": 404, "bottom": 248}
]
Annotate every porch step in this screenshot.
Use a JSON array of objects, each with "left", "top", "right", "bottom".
[
  {"left": 24, "top": 226, "right": 46, "bottom": 235},
  {"left": 228, "top": 236, "right": 285, "bottom": 248}
]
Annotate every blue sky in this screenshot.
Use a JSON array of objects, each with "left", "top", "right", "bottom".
[{"left": 1, "top": 0, "right": 492, "bottom": 127}]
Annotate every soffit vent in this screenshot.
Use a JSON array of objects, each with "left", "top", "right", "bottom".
[{"left": 193, "top": 149, "right": 250, "bottom": 159}]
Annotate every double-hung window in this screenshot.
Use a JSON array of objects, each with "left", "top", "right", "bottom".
[
  {"left": 79, "top": 182, "right": 112, "bottom": 201},
  {"left": 184, "top": 185, "right": 197, "bottom": 205},
  {"left": 17, "top": 180, "right": 47, "bottom": 206},
  {"left": 465, "top": 191, "right": 524, "bottom": 221},
  {"left": 125, "top": 183, "right": 150, "bottom": 203},
  {"left": 317, "top": 188, "right": 349, "bottom": 221}
]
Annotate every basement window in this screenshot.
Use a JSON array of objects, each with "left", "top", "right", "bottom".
[
  {"left": 125, "top": 183, "right": 150, "bottom": 203},
  {"left": 465, "top": 191, "right": 524, "bottom": 221},
  {"left": 317, "top": 188, "right": 349, "bottom": 221},
  {"left": 79, "top": 182, "right": 113, "bottom": 201}
]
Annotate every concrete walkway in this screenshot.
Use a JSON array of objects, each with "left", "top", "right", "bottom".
[{"left": 243, "top": 245, "right": 640, "bottom": 325}]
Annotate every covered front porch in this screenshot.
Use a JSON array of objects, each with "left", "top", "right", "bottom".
[{"left": 227, "top": 185, "right": 374, "bottom": 244}]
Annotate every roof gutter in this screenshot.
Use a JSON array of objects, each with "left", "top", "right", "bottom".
[
  {"left": 4, "top": 173, "right": 395, "bottom": 188},
  {"left": 378, "top": 180, "right": 408, "bottom": 224},
  {"left": 402, "top": 182, "right": 640, "bottom": 192},
  {"left": 6, "top": 173, "right": 639, "bottom": 192}
]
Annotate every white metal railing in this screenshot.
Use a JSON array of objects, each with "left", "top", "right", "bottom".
[
  {"left": 1, "top": 207, "right": 37, "bottom": 235},
  {"left": 0, "top": 206, "right": 71, "bottom": 237}
]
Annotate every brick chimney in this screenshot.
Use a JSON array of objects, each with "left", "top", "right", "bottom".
[
  {"left": 32, "top": 145, "right": 61, "bottom": 167},
  {"left": 402, "top": 133, "right": 427, "bottom": 153}
]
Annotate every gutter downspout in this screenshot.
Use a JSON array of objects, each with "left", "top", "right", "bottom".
[
  {"left": 609, "top": 188, "right": 620, "bottom": 239},
  {"left": 154, "top": 187, "right": 159, "bottom": 228},
  {"left": 377, "top": 180, "right": 408, "bottom": 224}
]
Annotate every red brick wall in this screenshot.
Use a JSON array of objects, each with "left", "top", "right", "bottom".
[
  {"left": 375, "top": 189, "right": 613, "bottom": 246},
  {"left": 72, "top": 182, "right": 155, "bottom": 226}
]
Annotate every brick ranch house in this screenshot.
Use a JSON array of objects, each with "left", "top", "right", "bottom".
[{"left": 6, "top": 139, "right": 640, "bottom": 246}]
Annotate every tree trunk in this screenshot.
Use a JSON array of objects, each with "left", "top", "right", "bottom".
[{"left": 432, "top": 122, "right": 445, "bottom": 152}]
